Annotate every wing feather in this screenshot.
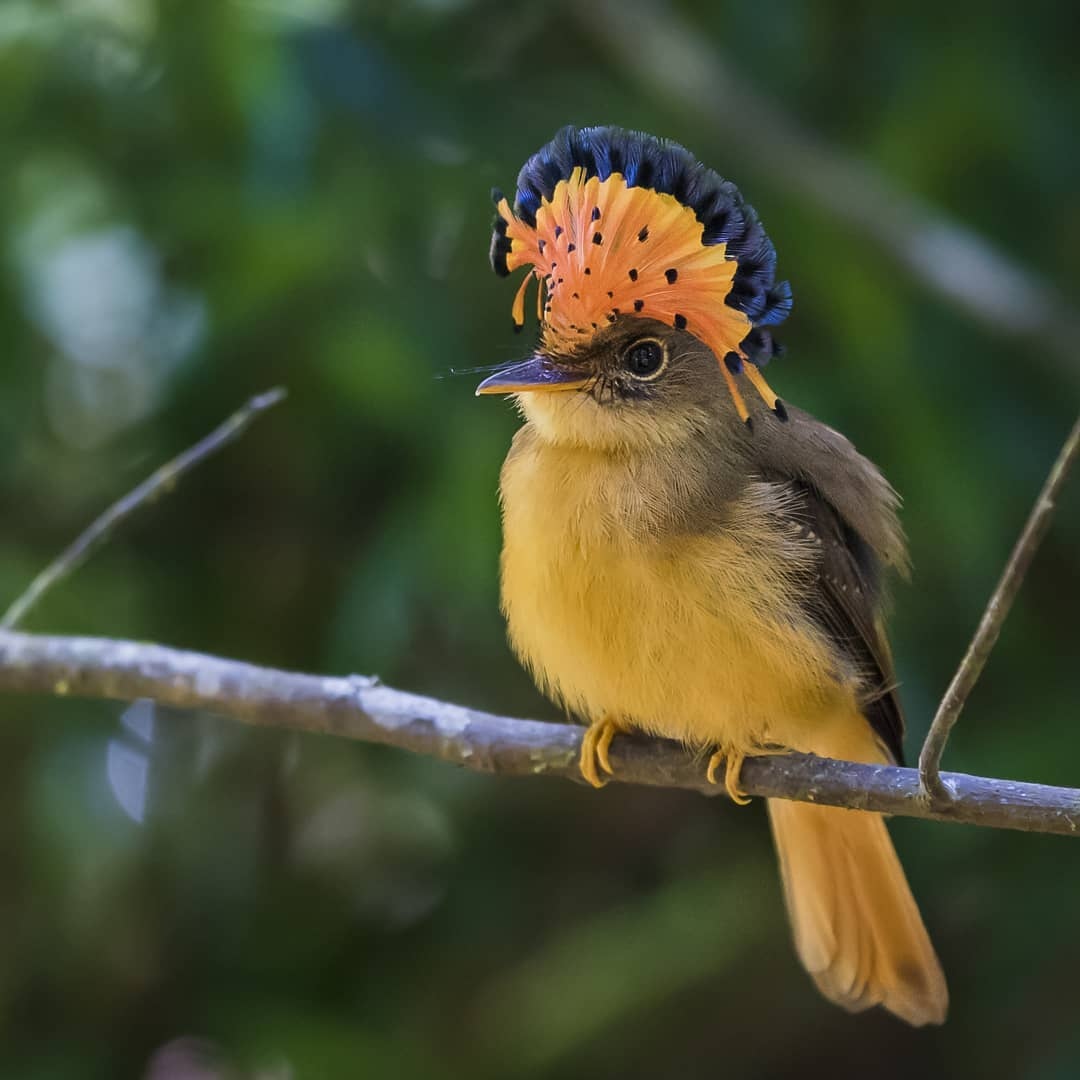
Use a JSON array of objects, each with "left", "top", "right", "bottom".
[{"left": 750, "top": 405, "right": 907, "bottom": 764}]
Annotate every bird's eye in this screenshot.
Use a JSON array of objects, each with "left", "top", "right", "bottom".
[{"left": 622, "top": 338, "right": 666, "bottom": 379}]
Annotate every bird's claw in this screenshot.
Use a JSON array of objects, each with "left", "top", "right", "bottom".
[
  {"left": 580, "top": 719, "right": 619, "bottom": 789},
  {"left": 707, "top": 747, "right": 750, "bottom": 805}
]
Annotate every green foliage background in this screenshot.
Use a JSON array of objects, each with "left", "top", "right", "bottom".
[{"left": 1, "top": 2, "right": 1078, "bottom": 1076}]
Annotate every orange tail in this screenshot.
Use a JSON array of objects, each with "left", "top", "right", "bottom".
[{"left": 767, "top": 797, "right": 948, "bottom": 1026}]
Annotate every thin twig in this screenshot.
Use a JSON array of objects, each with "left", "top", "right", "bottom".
[
  {"left": 1, "top": 388, "right": 288, "bottom": 631},
  {"left": 568, "top": 0, "right": 1080, "bottom": 380},
  {"left": 919, "top": 413, "right": 1080, "bottom": 799},
  {"left": 0, "top": 628, "right": 1078, "bottom": 836}
]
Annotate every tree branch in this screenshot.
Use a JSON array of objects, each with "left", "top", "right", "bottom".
[
  {"left": 1, "top": 628, "right": 1078, "bottom": 837},
  {"left": 919, "top": 412, "right": 1080, "bottom": 797},
  {"left": 1, "top": 388, "right": 287, "bottom": 631}
]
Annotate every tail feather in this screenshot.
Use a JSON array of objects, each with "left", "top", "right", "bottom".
[{"left": 767, "top": 797, "right": 948, "bottom": 1026}]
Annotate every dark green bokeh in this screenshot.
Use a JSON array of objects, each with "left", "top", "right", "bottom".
[{"left": 1, "top": 2, "right": 1078, "bottom": 1077}]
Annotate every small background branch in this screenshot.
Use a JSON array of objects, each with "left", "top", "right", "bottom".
[
  {"left": 920, "top": 412, "right": 1080, "bottom": 797},
  {"left": 0, "top": 388, "right": 287, "bottom": 632}
]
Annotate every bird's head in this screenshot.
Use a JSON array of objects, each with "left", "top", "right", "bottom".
[
  {"left": 478, "top": 126, "right": 793, "bottom": 452},
  {"left": 478, "top": 318, "right": 746, "bottom": 451}
]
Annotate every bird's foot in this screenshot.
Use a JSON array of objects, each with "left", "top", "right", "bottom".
[
  {"left": 706, "top": 746, "right": 750, "bottom": 805},
  {"left": 579, "top": 717, "right": 620, "bottom": 789}
]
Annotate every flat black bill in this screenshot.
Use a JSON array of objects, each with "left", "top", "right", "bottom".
[{"left": 476, "top": 357, "right": 589, "bottom": 395}]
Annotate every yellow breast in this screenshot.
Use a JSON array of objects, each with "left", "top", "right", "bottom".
[{"left": 498, "top": 425, "right": 869, "bottom": 759}]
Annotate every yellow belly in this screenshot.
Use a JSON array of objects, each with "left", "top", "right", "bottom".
[{"left": 499, "top": 429, "right": 873, "bottom": 760}]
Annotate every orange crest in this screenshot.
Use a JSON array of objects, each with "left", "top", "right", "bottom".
[{"left": 498, "top": 166, "right": 752, "bottom": 362}]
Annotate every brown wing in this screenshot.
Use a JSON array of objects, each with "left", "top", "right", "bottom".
[
  {"left": 781, "top": 479, "right": 905, "bottom": 764},
  {"left": 748, "top": 403, "right": 907, "bottom": 764}
]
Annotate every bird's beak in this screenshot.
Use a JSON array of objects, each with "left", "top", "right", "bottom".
[{"left": 476, "top": 356, "right": 590, "bottom": 396}]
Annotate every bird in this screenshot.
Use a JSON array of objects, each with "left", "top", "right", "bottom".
[{"left": 477, "top": 125, "right": 948, "bottom": 1026}]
